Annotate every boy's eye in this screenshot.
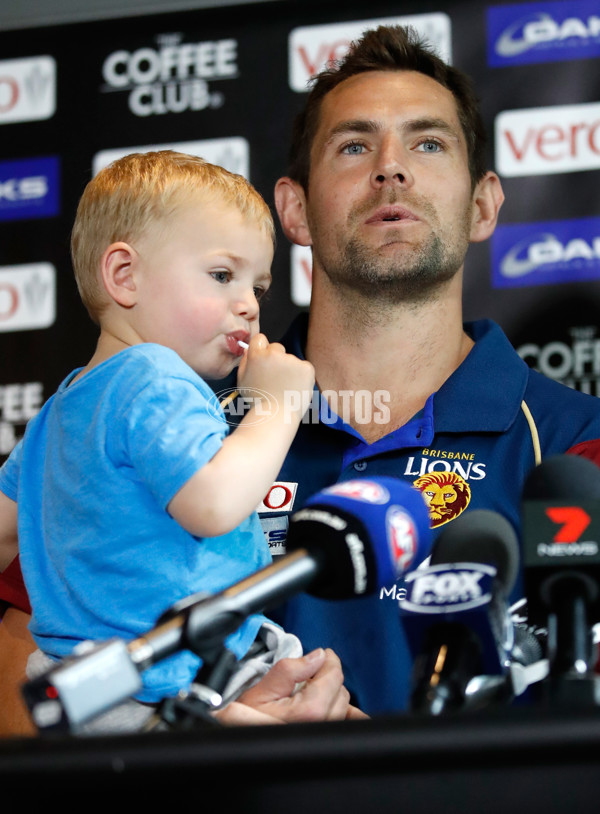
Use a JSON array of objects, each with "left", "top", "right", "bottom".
[
  {"left": 211, "top": 270, "right": 231, "bottom": 284},
  {"left": 253, "top": 286, "right": 267, "bottom": 300}
]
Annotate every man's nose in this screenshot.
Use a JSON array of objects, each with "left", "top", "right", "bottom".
[{"left": 370, "top": 138, "right": 414, "bottom": 190}]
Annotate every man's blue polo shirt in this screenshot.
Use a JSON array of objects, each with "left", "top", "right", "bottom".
[{"left": 255, "top": 315, "right": 600, "bottom": 715}]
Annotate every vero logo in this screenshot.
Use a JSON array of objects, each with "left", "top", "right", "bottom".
[{"left": 495, "top": 101, "right": 600, "bottom": 177}]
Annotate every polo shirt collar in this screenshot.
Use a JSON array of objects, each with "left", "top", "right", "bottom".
[
  {"left": 281, "top": 314, "right": 528, "bottom": 437},
  {"left": 434, "top": 319, "right": 528, "bottom": 432}
]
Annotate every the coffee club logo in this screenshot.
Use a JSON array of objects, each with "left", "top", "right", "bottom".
[{"left": 101, "top": 33, "right": 238, "bottom": 116}]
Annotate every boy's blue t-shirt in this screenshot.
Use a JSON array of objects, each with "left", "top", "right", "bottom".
[{"left": 0, "top": 344, "right": 271, "bottom": 702}]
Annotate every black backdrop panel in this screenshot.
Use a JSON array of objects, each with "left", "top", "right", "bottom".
[{"left": 1, "top": 0, "right": 600, "bottom": 460}]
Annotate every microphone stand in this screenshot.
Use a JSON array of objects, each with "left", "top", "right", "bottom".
[
  {"left": 537, "top": 573, "right": 600, "bottom": 708},
  {"left": 150, "top": 593, "right": 247, "bottom": 730},
  {"left": 158, "top": 645, "right": 238, "bottom": 730}
]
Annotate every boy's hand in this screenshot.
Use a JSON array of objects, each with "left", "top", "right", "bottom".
[{"left": 237, "top": 334, "right": 315, "bottom": 418}]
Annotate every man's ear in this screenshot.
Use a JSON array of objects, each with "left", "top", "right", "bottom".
[
  {"left": 274, "top": 176, "right": 312, "bottom": 247},
  {"left": 100, "top": 242, "right": 139, "bottom": 307},
  {"left": 470, "top": 171, "right": 505, "bottom": 244}
]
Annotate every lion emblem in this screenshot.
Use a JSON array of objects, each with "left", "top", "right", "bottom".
[{"left": 413, "top": 471, "right": 471, "bottom": 528}]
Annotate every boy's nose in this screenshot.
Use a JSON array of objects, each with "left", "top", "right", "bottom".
[{"left": 234, "top": 290, "right": 259, "bottom": 320}]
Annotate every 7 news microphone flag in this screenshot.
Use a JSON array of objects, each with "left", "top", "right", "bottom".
[{"left": 522, "top": 454, "right": 600, "bottom": 706}]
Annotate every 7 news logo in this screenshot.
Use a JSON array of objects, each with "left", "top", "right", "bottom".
[{"left": 529, "top": 504, "right": 600, "bottom": 558}]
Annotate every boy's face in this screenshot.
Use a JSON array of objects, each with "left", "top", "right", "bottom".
[{"left": 130, "top": 198, "right": 273, "bottom": 378}]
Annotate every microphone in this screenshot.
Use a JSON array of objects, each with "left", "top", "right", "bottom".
[
  {"left": 286, "top": 476, "right": 433, "bottom": 597},
  {"left": 23, "top": 476, "right": 432, "bottom": 732},
  {"left": 521, "top": 454, "right": 600, "bottom": 706},
  {"left": 399, "top": 509, "right": 521, "bottom": 715}
]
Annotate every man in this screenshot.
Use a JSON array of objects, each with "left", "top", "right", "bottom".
[{"left": 260, "top": 24, "right": 600, "bottom": 714}]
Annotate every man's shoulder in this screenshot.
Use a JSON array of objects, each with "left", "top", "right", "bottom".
[
  {"left": 524, "top": 366, "right": 600, "bottom": 456},
  {"left": 525, "top": 365, "right": 600, "bottom": 412}
]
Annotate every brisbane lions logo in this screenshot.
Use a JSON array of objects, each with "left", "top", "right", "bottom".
[{"left": 413, "top": 471, "right": 471, "bottom": 528}]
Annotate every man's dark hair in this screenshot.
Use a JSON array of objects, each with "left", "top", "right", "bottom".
[{"left": 287, "top": 25, "right": 487, "bottom": 192}]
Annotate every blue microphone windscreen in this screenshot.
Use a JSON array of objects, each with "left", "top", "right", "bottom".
[{"left": 303, "top": 476, "right": 433, "bottom": 588}]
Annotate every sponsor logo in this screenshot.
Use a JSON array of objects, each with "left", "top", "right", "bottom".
[
  {"left": 0, "top": 263, "right": 55, "bottom": 332},
  {"left": 518, "top": 324, "right": 600, "bottom": 396},
  {"left": 0, "top": 156, "right": 60, "bottom": 222},
  {"left": 288, "top": 13, "right": 451, "bottom": 91},
  {"left": 0, "top": 381, "right": 44, "bottom": 456},
  {"left": 101, "top": 33, "right": 237, "bottom": 117},
  {"left": 259, "top": 514, "right": 289, "bottom": 556},
  {"left": 0, "top": 56, "right": 56, "bottom": 124},
  {"left": 258, "top": 481, "right": 298, "bottom": 514},
  {"left": 386, "top": 506, "right": 417, "bottom": 575},
  {"left": 496, "top": 101, "right": 600, "bottom": 177},
  {"left": 487, "top": 1, "right": 600, "bottom": 67},
  {"left": 323, "top": 479, "right": 390, "bottom": 504},
  {"left": 401, "top": 563, "right": 495, "bottom": 612},
  {"left": 93, "top": 137, "right": 249, "bottom": 179},
  {"left": 413, "top": 471, "right": 472, "bottom": 528},
  {"left": 491, "top": 217, "right": 600, "bottom": 289}
]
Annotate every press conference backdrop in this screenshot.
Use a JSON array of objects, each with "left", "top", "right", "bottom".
[{"left": 1, "top": 0, "right": 599, "bottom": 461}]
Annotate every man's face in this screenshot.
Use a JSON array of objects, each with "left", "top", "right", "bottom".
[{"left": 304, "top": 70, "right": 477, "bottom": 302}]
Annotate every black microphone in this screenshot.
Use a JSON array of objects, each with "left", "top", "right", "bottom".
[
  {"left": 399, "top": 509, "right": 520, "bottom": 715},
  {"left": 521, "top": 453, "right": 600, "bottom": 706},
  {"left": 23, "top": 476, "right": 432, "bottom": 732}
]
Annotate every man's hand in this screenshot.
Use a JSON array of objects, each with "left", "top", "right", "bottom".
[{"left": 216, "top": 648, "right": 368, "bottom": 726}]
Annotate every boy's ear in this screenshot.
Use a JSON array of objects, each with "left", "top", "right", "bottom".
[
  {"left": 274, "top": 177, "right": 312, "bottom": 247},
  {"left": 100, "top": 242, "right": 139, "bottom": 307}
]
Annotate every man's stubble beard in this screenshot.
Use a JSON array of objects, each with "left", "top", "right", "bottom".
[{"left": 313, "top": 197, "right": 473, "bottom": 308}]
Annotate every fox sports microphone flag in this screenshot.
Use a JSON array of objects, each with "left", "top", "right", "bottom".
[{"left": 286, "top": 476, "right": 432, "bottom": 599}]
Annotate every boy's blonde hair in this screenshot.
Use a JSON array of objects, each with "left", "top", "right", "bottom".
[{"left": 71, "top": 150, "right": 275, "bottom": 323}]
